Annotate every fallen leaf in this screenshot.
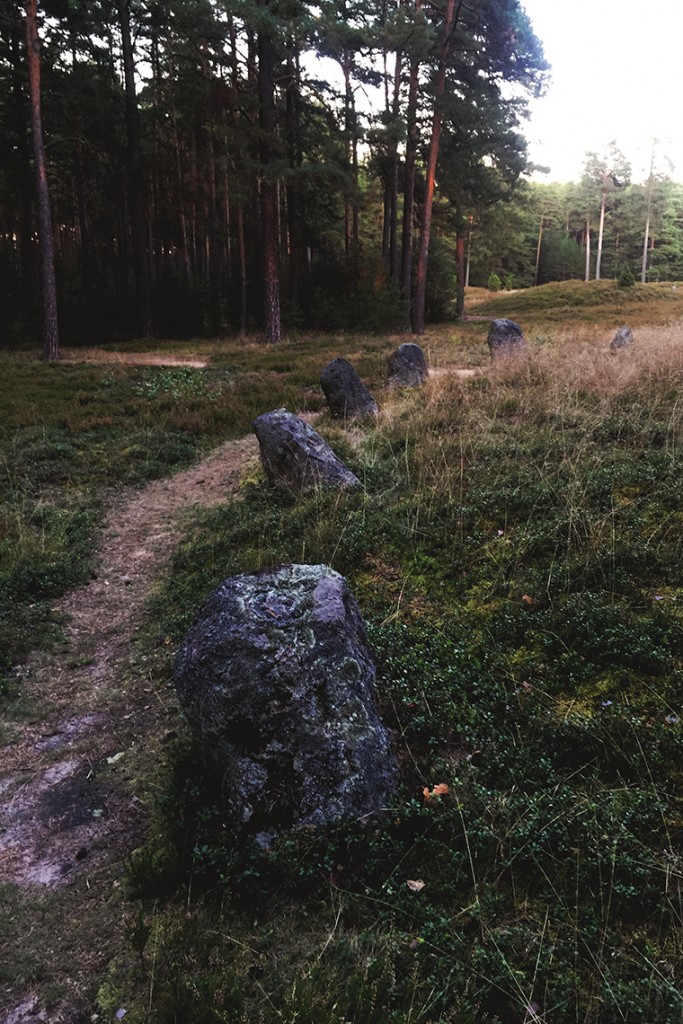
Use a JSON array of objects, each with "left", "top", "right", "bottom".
[
  {"left": 107, "top": 752, "right": 125, "bottom": 765},
  {"left": 424, "top": 782, "right": 450, "bottom": 801},
  {"left": 522, "top": 594, "right": 535, "bottom": 605},
  {"left": 406, "top": 879, "right": 425, "bottom": 892}
]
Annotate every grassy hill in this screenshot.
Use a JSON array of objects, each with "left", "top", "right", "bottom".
[
  {"left": 2, "top": 287, "right": 683, "bottom": 1022},
  {"left": 468, "top": 278, "right": 683, "bottom": 326}
]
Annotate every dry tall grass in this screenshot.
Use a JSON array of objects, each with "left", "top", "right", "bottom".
[{"left": 367, "top": 320, "right": 683, "bottom": 514}]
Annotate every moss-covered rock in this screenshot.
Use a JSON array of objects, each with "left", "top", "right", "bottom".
[{"left": 174, "top": 564, "right": 397, "bottom": 846}]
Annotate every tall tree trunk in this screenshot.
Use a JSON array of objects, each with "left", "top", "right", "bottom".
[
  {"left": 205, "top": 122, "right": 221, "bottom": 331},
  {"left": 387, "top": 48, "right": 402, "bottom": 284},
  {"left": 222, "top": 133, "right": 231, "bottom": 270},
  {"left": 25, "top": 0, "right": 59, "bottom": 360},
  {"left": 342, "top": 49, "right": 354, "bottom": 263},
  {"left": 285, "top": 49, "right": 303, "bottom": 309},
  {"left": 584, "top": 217, "right": 591, "bottom": 282},
  {"left": 465, "top": 220, "right": 472, "bottom": 288},
  {"left": 149, "top": 8, "right": 162, "bottom": 293},
  {"left": 455, "top": 235, "right": 465, "bottom": 316},
  {"left": 117, "top": 0, "right": 152, "bottom": 335},
  {"left": 171, "top": 105, "right": 192, "bottom": 289},
  {"left": 228, "top": 17, "right": 248, "bottom": 337},
  {"left": 641, "top": 210, "right": 651, "bottom": 284},
  {"left": 534, "top": 214, "right": 544, "bottom": 286},
  {"left": 257, "top": 7, "right": 282, "bottom": 344},
  {"left": 595, "top": 190, "right": 606, "bottom": 280},
  {"left": 400, "top": 0, "right": 422, "bottom": 315},
  {"left": 10, "top": 12, "right": 33, "bottom": 307},
  {"left": 413, "top": 0, "right": 460, "bottom": 334},
  {"left": 236, "top": 201, "right": 248, "bottom": 338},
  {"left": 641, "top": 149, "right": 655, "bottom": 284}
]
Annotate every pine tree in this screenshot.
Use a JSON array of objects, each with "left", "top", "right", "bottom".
[
  {"left": 411, "top": 0, "right": 547, "bottom": 332},
  {"left": 25, "top": 0, "right": 59, "bottom": 359}
]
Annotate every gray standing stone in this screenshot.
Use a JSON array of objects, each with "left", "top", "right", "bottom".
[
  {"left": 320, "top": 358, "right": 378, "bottom": 420},
  {"left": 253, "top": 408, "right": 360, "bottom": 491},
  {"left": 174, "top": 564, "right": 398, "bottom": 844},
  {"left": 487, "top": 318, "right": 528, "bottom": 360},
  {"left": 610, "top": 325, "right": 634, "bottom": 352},
  {"left": 387, "top": 343, "right": 429, "bottom": 388}
]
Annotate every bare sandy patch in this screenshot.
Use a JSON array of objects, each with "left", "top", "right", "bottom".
[{"left": 60, "top": 347, "right": 208, "bottom": 368}]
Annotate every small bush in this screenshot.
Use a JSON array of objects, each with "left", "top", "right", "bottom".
[{"left": 618, "top": 263, "right": 636, "bottom": 288}]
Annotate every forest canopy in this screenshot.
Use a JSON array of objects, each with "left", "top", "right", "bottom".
[
  {"left": 4, "top": 2, "right": 680, "bottom": 351},
  {"left": 1, "top": 0, "right": 549, "bottom": 345}
]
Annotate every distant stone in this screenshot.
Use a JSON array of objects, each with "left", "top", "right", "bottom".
[
  {"left": 610, "top": 325, "right": 634, "bottom": 353},
  {"left": 253, "top": 408, "right": 360, "bottom": 491},
  {"left": 487, "top": 318, "right": 528, "bottom": 360},
  {"left": 320, "top": 358, "right": 378, "bottom": 420},
  {"left": 387, "top": 343, "right": 429, "bottom": 387},
  {"left": 174, "top": 564, "right": 398, "bottom": 844}
]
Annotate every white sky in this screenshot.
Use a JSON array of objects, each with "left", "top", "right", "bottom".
[{"left": 521, "top": 0, "right": 683, "bottom": 184}]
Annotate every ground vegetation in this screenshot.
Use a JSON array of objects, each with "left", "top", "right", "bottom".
[{"left": 1, "top": 284, "right": 683, "bottom": 1021}]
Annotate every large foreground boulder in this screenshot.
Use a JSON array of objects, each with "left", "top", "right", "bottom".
[
  {"left": 174, "top": 565, "right": 398, "bottom": 843},
  {"left": 610, "top": 325, "right": 634, "bottom": 352},
  {"left": 320, "top": 358, "right": 378, "bottom": 420},
  {"left": 387, "top": 343, "right": 429, "bottom": 388},
  {"left": 487, "top": 318, "right": 528, "bottom": 361},
  {"left": 253, "top": 408, "right": 360, "bottom": 491}
]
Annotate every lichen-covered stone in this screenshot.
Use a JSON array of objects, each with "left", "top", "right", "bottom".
[
  {"left": 387, "top": 343, "right": 429, "bottom": 387},
  {"left": 487, "top": 318, "right": 528, "bottom": 360},
  {"left": 174, "top": 565, "right": 397, "bottom": 844},
  {"left": 320, "top": 358, "right": 378, "bottom": 420},
  {"left": 610, "top": 325, "right": 634, "bottom": 352},
  {"left": 253, "top": 408, "right": 360, "bottom": 491}
]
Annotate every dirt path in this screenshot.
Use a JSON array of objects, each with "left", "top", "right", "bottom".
[
  {"left": 59, "top": 348, "right": 209, "bottom": 368},
  {"left": 1, "top": 369, "right": 488, "bottom": 1018},
  {"left": 0, "top": 435, "right": 258, "bottom": 1021}
]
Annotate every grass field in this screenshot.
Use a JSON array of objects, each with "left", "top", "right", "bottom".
[{"left": 2, "top": 283, "right": 683, "bottom": 1022}]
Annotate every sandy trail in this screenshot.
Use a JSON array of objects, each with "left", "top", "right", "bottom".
[
  {"left": 59, "top": 348, "right": 209, "bottom": 368},
  {"left": 1, "top": 435, "right": 257, "bottom": 885},
  {"left": 0, "top": 355, "right": 488, "bottom": 1018},
  {"left": 0, "top": 434, "right": 258, "bottom": 1021}
]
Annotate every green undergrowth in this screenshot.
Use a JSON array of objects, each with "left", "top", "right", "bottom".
[
  {"left": 0, "top": 355, "right": 321, "bottom": 686},
  {"left": 113, "top": 333, "right": 683, "bottom": 1022}
]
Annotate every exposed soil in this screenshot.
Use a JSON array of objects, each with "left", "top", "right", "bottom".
[
  {"left": 60, "top": 348, "right": 208, "bottom": 368},
  {"left": 0, "top": 434, "right": 258, "bottom": 1021}
]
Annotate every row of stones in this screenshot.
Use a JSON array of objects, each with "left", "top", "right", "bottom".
[
  {"left": 321, "top": 321, "right": 532, "bottom": 424},
  {"left": 173, "top": 317, "right": 637, "bottom": 844},
  {"left": 251, "top": 321, "right": 529, "bottom": 492},
  {"left": 173, "top": 342, "right": 412, "bottom": 841},
  {"left": 312, "top": 318, "right": 633, "bottom": 433}
]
